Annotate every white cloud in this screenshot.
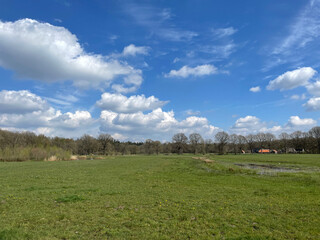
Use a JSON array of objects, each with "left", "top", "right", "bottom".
[
  {"left": 100, "top": 108, "right": 219, "bottom": 141},
  {"left": 173, "top": 57, "right": 180, "bottom": 63},
  {"left": 303, "top": 97, "right": 320, "bottom": 111},
  {"left": 157, "top": 29, "right": 198, "bottom": 42},
  {"left": 0, "top": 18, "right": 142, "bottom": 90},
  {"left": 124, "top": 4, "right": 198, "bottom": 42},
  {"left": 122, "top": 44, "right": 150, "bottom": 56},
  {"left": 111, "top": 84, "right": 139, "bottom": 94},
  {"left": 184, "top": 109, "right": 200, "bottom": 116},
  {"left": 291, "top": 94, "right": 306, "bottom": 100},
  {"left": 230, "top": 115, "right": 316, "bottom": 135},
  {"left": 306, "top": 80, "right": 320, "bottom": 96},
  {"left": 273, "top": 0, "right": 320, "bottom": 55},
  {"left": 50, "top": 111, "right": 93, "bottom": 130},
  {"left": 165, "top": 64, "right": 217, "bottom": 78},
  {"left": 249, "top": 86, "right": 261, "bottom": 93},
  {"left": 96, "top": 93, "right": 168, "bottom": 113},
  {"left": 230, "top": 116, "right": 265, "bottom": 134},
  {"left": 285, "top": 115, "right": 317, "bottom": 128},
  {"left": 267, "top": 67, "right": 316, "bottom": 91},
  {"left": 260, "top": 125, "right": 283, "bottom": 133},
  {"left": 0, "top": 90, "right": 97, "bottom": 138},
  {"left": 45, "top": 94, "right": 79, "bottom": 106},
  {"left": 0, "top": 90, "right": 48, "bottom": 114},
  {"left": 199, "top": 43, "right": 236, "bottom": 59},
  {"left": 212, "top": 27, "right": 237, "bottom": 38}
]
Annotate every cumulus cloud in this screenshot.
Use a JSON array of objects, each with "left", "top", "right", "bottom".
[
  {"left": 285, "top": 115, "right": 316, "bottom": 128},
  {"left": 0, "top": 18, "right": 142, "bottom": 90},
  {"left": 96, "top": 93, "right": 168, "bottom": 113},
  {"left": 0, "top": 90, "right": 48, "bottom": 114},
  {"left": 230, "top": 116, "right": 265, "bottom": 134},
  {"left": 122, "top": 44, "right": 150, "bottom": 56},
  {"left": 249, "top": 86, "right": 261, "bottom": 93},
  {"left": 165, "top": 64, "right": 217, "bottom": 78},
  {"left": 100, "top": 108, "right": 219, "bottom": 141},
  {"left": 267, "top": 67, "right": 316, "bottom": 91},
  {"left": 231, "top": 115, "right": 316, "bottom": 135},
  {"left": 0, "top": 90, "right": 97, "bottom": 138},
  {"left": 306, "top": 80, "right": 320, "bottom": 96},
  {"left": 303, "top": 97, "right": 320, "bottom": 111}
]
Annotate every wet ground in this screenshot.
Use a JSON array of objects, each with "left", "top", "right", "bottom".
[{"left": 234, "top": 163, "right": 319, "bottom": 175}]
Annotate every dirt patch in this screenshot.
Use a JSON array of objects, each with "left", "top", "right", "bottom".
[{"left": 192, "top": 157, "right": 214, "bottom": 163}]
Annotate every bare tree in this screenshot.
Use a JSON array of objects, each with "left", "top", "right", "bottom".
[
  {"left": 77, "top": 135, "right": 98, "bottom": 155},
  {"left": 246, "top": 134, "right": 256, "bottom": 153},
  {"left": 172, "top": 133, "right": 188, "bottom": 154},
  {"left": 144, "top": 139, "right": 154, "bottom": 154},
  {"left": 215, "top": 131, "right": 229, "bottom": 154},
  {"left": 204, "top": 139, "right": 214, "bottom": 153},
  {"left": 279, "top": 132, "right": 290, "bottom": 153},
  {"left": 290, "top": 131, "right": 303, "bottom": 150},
  {"left": 256, "top": 133, "right": 267, "bottom": 149},
  {"left": 162, "top": 142, "right": 172, "bottom": 154},
  {"left": 265, "top": 133, "right": 276, "bottom": 149},
  {"left": 153, "top": 141, "right": 162, "bottom": 155},
  {"left": 98, "top": 133, "right": 114, "bottom": 155},
  {"left": 189, "top": 133, "right": 204, "bottom": 154},
  {"left": 229, "top": 134, "right": 239, "bottom": 154},
  {"left": 237, "top": 135, "right": 247, "bottom": 153},
  {"left": 309, "top": 127, "right": 320, "bottom": 153}
]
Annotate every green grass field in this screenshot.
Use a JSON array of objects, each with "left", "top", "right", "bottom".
[{"left": 1, "top": 154, "right": 320, "bottom": 239}]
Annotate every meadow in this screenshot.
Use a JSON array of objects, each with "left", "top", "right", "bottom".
[{"left": 0, "top": 154, "right": 319, "bottom": 239}]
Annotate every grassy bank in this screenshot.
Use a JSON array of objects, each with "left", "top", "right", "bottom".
[{"left": 0, "top": 154, "right": 319, "bottom": 239}]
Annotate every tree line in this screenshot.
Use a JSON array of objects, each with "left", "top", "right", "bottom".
[{"left": 0, "top": 126, "right": 320, "bottom": 161}]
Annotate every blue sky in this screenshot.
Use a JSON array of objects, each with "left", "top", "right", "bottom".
[{"left": 0, "top": 0, "right": 319, "bottom": 141}]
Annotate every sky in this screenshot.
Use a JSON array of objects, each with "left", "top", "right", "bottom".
[{"left": 0, "top": 0, "right": 320, "bottom": 141}]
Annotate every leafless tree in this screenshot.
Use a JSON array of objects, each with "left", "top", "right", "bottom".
[
  {"left": 279, "top": 132, "right": 290, "bottom": 153},
  {"left": 215, "top": 131, "right": 229, "bottom": 154},
  {"left": 237, "top": 135, "right": 247, "bottom": 153},
  {"left": 153, "top": 141, "right": 162, "bottom": 155},
  {"left": 256, "top": 133, "right": 267, "bottom": 149},
  {"left": 246, "top": 134, "right": 256, "bottom": 153},
  {"left": 189, "top": 133, "right": 204, "bottom": 154},
  {"left": 229, "top": 134, "right": 239, "bottom": 154},
  {"left": 204, "top": 139, "right": 214, "bottom": 153},
  {"left": 290, "top": 131, "right": 303, "bottom": 150},
  {"left": 98, "top": 133, "right": 114, "bottom": 155},
  {"left": 77, "top": 134, "right": 98, "bottom": 155},
  {"left": 172, "top": 133, "right": 188, "bottom": 154},
  {"left": 309, "top": 126, "right": 320, "bottom": 153},
  {"left": 265, "top": 133, "right": 276, "bottom": 149},
  {"left": 144, "top": 139, "right": 154, "bottom": 154}
]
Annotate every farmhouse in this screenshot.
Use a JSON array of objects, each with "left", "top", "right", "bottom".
[{"left": 253, "top": 148, "right": 278, "bottom": 154}]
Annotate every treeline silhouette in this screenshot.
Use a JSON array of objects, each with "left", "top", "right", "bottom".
[{"left": 0, "top": 126, "right": 320, "bottom": 161}]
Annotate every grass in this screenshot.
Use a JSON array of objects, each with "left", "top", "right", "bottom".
[{"left": 0, "top": 154, "right": 319, "bottom": 239}]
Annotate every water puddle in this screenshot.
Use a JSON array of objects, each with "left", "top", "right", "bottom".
[{"left": 234, "top": 163, "right": 302, "bottom": 175}]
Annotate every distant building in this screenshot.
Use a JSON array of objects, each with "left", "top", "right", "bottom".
[
  {"left": 253, "top": 148, "right": 278, "bottom": 154},
  {"left": 288, "top": 148, "right": 305, "bottom": 154}
]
